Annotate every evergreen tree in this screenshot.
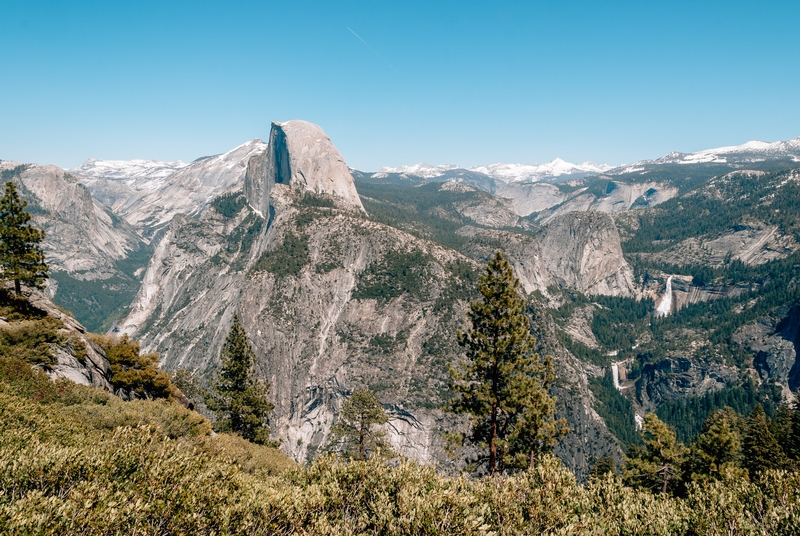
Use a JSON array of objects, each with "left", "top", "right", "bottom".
[
  {"left": 329, "top": 388, "right": 393, "bottom": 461},
  {"left": 743, "top": 404, "right": 786, "bottom": 477},
  {"left": 206, "top": 314, "right": 274, "bottom": 445},
  {"left": 689, "top": 407, "right": 746, "bottom": 484},
  {"left": 590, "top": 456, "right": 617, "bottom": 479},
  {"left": 0, "top": 181, "right": 48, "bottom": 294},
  {"left": 769, "top": 404, "right": 794, "bottom": 459},
  {"left": 789, "top": 401, "right": 800, "bottom": 462},
  {"left": 504, "top": 352, "right": 568, "bottom": 470},
  {"left": 624, "top": 413, "right": 689, "bottom": 495},
  {"left": 449, "top": 251, "right": 566, "bottom": 475}
]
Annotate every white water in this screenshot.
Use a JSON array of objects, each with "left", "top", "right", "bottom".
[
  {"left": 611, "top": 363, "right": 621, "bottom": 390},
  {"left": 655, "top": 276, "right": 673, "bottom": 317}
]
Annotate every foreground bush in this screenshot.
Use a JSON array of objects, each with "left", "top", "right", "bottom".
[{"left": 2, "top": 358, "right": 799, "bottom": 534}]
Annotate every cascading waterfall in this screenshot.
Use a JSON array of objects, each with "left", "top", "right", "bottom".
[
  {"left": 611, "top": 363, "right": 621, "bottom": 390},
  {"left": 655, "top": 276, "right": 673, "bottom": 317}
]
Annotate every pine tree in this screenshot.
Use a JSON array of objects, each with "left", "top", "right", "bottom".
[
  {"left": 624, "top": 413, "right": 689, "bottom": 495},
  {"left": 789, "top": 400, "right": 800, "bottom": 462},
  {"left": 329, "top": 388, "right": 393, "bottom": 461},
  {"left": 689, "top": 407, "right": 746, "bottom": 484},
  {"left": 743, "top": 403, "right": 786, "bottom": 477},
  {"left": 449, "top": 251, "right": 566, "bottom": 475},
  {"left": 206, "top": 314, "right": 274, "bottom": 445},
  {"left": 590, "top": 456, "right": 617, "bottom": 479},
  {"left": 0, "top": 181, "right": 48, "bottom": 294}
]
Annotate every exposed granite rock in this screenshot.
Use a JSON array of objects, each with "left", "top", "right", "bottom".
[
  {"left": 85, "top": 140, "right": 268, "bottom": 240},
  {"left": 528, "top": 300, "right": 623, "bottom": 479},
  {"left": 538, "top": 212, "right": 636, "bottom": 297},
  {"left": 496, "top": 182, "right": 568, "bottom": 216},
  {"left": 245, "top": 121, "right": 365, "bottom": 215},
  {"left": 534, "top": 181, "right": 677, "bottom": 223},
  {"left": 733, "top": 303, "right": 800, "bottom": 393},
  {"left": 635, "top": 357, "right": 739, "bottom": 411},
  {"left": 0, "top": 162, "right": 141, "bottom": 279},
  {"left": 119, "top": 120, "right": 620, "bottom": 476},
  {"left": 2, "top": 283, "right": 113, "bottom": 391}
]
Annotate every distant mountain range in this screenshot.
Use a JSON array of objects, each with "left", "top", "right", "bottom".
[
  {"left": 66, "top": 135, "right": 800, "bottom": 187},
  {"left": 366, "top": 136, "right": 800, "bottom": 184}
]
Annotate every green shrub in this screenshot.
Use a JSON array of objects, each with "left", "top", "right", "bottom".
[
  {"left": 91, "top": 334, "right": 176, "bottom": 400},
  {"left": 352, "top": 250, "right": 432, "bottom": 304},
  {"left": 251, "top": 231, "right": 310, "bottom": 277},
  {"left": 211, "top": 192, "right": 247, "bottom": 218}
]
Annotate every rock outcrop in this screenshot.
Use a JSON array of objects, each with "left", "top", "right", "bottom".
[
  {"left": 733, "top": 303, "right": 800, "bottom": 395},
  {"left": 1, "top": 283, "right": 113, "bottom": 391},
  {"left": 635, "top": 356, "right": 740, "bottom": 411},
  {"left": 0, "top": 162, "right": 141, "bottom": 278},
  {"left": 78, "top": 140, "right": 268, "bottom": 240},
  {"left": 538, "top": 212, "right": 636, "bottom": 297},
  {"left": 245, "top": 121, "right": 365, "bottom": 216}
]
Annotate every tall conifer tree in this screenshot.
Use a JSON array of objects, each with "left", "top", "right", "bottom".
[
  {"left": 206, "top": 314, "right": 275, "bottom": 445},
  {"left": 0, "top": 181, "right": 48, "bottom": 294},
  {"left": 624, "top": 413, "right": 689, "bottom": 495},
  {"left": 689, "top": 407, "right": 746, "bottom": 483},
  {"left": 449, "top": 251, "right": 565, "bottom": 475},
  {"left": 329, "top": 388, "right": 393, "bottom": 461},
  {"left": 743, "top": 404, "right": 786, "bottom": 477}
]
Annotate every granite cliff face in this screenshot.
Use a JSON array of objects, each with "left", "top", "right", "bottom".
[
  {"left": 245, "top": 121, "right": 365, "bottom": 216},
  {"left": 733, "top": 304, "right": 800, "bottom": 397},
  {"left": 118, "top": 120, "right": 621, "bottom": 477},
  {"left": 538, "top": 212, "right": 635, "bottom": 297}
]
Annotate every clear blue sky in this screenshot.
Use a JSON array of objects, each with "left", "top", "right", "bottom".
[{"left": 1, "top": 0, "right": 799, "bottom": 170}]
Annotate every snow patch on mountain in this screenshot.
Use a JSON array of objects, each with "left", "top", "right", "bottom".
[
  {"left": 470, "top": 159, "right": 612, "bottom": 183},
  {"left": 372, "top": 159, "right": 611, "bottom": 183},
  {"left": 70, "top": 158, "right": 189, "bottom": 190},
  {"left": 653, "top": 137, "right": 800, "bottom": 165},
  {"left": 375, "top": 163, "right": 459, "bottom": 179}
]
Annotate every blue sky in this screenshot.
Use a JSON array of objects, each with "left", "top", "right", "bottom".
[{"left": 1, "top": 0, "right": 799, "bottom": 170}]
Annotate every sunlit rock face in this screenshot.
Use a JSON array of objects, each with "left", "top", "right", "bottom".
[{"left": 245, "top": 121, "right": 365, "bottom": 216}]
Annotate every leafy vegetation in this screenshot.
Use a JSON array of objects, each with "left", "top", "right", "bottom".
[
  {"left": 328, "top": 388, "right": 393, "bottom": 460},
  {"left": 49, "top": 242, "right": 153, "bottom": 333},
  {"left": 92, "top": 333, "right": 177, "bottom": 400},
  {"left": 0, "top": 288, "right": 86, "bottom": 366},
  {"left": 251, "top": 231, "right": 309, "bottom": 278},
  {"left": 355, "top": 180, "right": 476, "bottom": 250},
  {"left": 450, "top": 252, "right": 566, "bottom": 474},
  {"left": 623, "top": 169, "right": 800, "bottom": 254},
  {"left": 3, "top": 371, "right": 800, "bottom": 535},
  {"left": 206, "top": 315, "right": 275, "bottom": 445},
  {"left": 211, "top": 192, "right": 247, "bottom": 218},
  {"left": 352, "top": 249, "right": 433, "bottom": 304},
  {"left": 591, "top": 296, "right": 653, "bottom": 351},
  {"left": 0, "top": 181, "right": 48, "bottom": 294},
  {"left": 49, "top": 271, "right": 141, "bottom": 332}
]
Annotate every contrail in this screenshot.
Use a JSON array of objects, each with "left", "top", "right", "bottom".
[{"left": 347, "top": 26, "right": 399, "bottom": 74}]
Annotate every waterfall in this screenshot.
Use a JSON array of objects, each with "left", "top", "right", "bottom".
[
  {"left": 655, "top": 276, "right": 673, "bottom": 317},
  {"left": 611, "top": 363, "right": 621, "bottom": 390}
]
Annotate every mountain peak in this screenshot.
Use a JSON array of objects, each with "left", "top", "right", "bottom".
[{"left": 246, "top": 121, "right": 365, "bottom": 214}]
